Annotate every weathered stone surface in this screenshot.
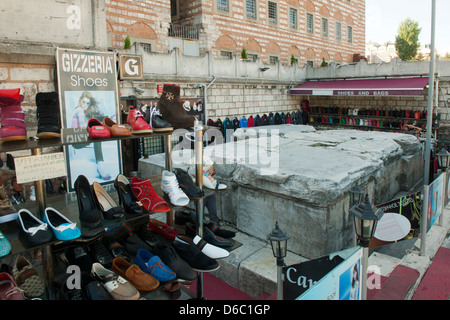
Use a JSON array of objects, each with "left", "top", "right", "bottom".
[{"left": 139, "top": 125, "right": 423, "bottom": 258}]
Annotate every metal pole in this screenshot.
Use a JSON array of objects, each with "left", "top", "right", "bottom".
[
  {"left": 31, "top": 148, "right": 46, "bottom": 217},
  {"left": 277, "top": 258, "right": 284, "bottom": 300},
  {"left": 361, "top": 246, "right": 369, "bottom": 300},
  {"left": 420, "top": 185, "right": 430, "bottom": 256},
  {"left": 421, "top": 0, "right": 436, "bottom": 255},
  {"left": 194, "top": 119, "right": 204, "bottom": 299}
]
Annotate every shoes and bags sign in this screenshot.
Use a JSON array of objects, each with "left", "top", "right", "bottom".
[{"left": 55, "top": 48, "right": 122, "bottom": 190}]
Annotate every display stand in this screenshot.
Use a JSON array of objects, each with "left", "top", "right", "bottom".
[{"left": 194, "top": 119, "right": 205, "bottom": 299}]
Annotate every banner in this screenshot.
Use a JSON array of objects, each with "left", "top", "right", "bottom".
[
  {"left": 296, "top": 247, "right": 363, "bottom": 300},
  {"left": 56, "top": 48, "right": 122, "bottom": 191},
  {"left": 427, "top": 173, "right": 444, "bottom": 230}
]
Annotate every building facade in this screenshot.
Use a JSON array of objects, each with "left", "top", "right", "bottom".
[{"left": 106, "top": 0, "right": 366, "bottom": 66}]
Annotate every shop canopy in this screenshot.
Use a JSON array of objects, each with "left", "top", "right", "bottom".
[{"left": 289, "top": 77, "right": 429, "bottom": 97}]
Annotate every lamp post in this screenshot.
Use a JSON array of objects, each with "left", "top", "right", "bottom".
[
  {"left": 349, "top": 194, "right": 384, "bottom": 300},
  {"left": 268, "top": 222, "right": 289, "bottom": 300},
  {"left": 436, "top": 148, "right": 450, "bottom": 171}
]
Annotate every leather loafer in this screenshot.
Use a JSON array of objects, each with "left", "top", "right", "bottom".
[
  {"left": 102, "top": 117, "right": 132, "bottom": 137},
  {"left": 174, "top": 168, "right": 204, "bottom": 199},
  {"left": 205, "top": 221, "right": 236, "bottom": 239},
  {"left": 185, "top": 222, "right": 233, "bottom": 248},
  {"left": 151, "top": 241, "right": 197, "bottom": 281},
  {"left": 177, "top": 232, "right": 229, "bottom": 259},
  {"left": 173, "top": 234, "right": 219, "bottom": 272},
  {"left": 86, "top": 118, "right": 111, "bottom": 139}
]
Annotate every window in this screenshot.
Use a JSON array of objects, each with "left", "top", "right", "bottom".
[
  {"left": 321, "top": 18, "right": 328, "bottom": 37},
  {"left": 217, "top": 0, "right": 229, "bottom": 12},
  {"left": 289, "top": 8, "right": 297, "bottom": 29},
  {"left": 141, "top": 43, "right": 151, "bottom": 52},
  {"left": 269, "top": 56, "right": 279, "bottom": 65},
  {"left": 246, "top": 0, "right": 257, "bottom": 19},
  {"left": 306, "top": 13, "right": 314, "bottom": 34},
  {"left": 170, "top": 0, "right": 178, "bottom": 17},
  {"left": 248, "top": 54, "right": 259, "bottom": 62},
  {"left": 347, "top": 26, "right": 353, "bottom": 43},
  {"left": 306, "top": 60, "right": 314, "bottom": 67},
  {"left": 220, "top": 51, "right": 233, "bottom": 59},
  {"left": 268, "top": 2, "right": 277, "bottom": 24},
  {"left": 336, "top": 22, "right": 342, "bottom": 41}
]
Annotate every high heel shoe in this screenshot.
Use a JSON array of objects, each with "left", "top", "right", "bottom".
[
  {"left": 113, "top": 174, "right": 142, "bottom": 215},
  {"left": 92, "top": 182, "right": 125, "bottom": 219},
  {"left": 74, "top": 175, "right": 102, "bottom": 228}
]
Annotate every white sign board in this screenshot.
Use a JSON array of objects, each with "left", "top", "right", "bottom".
[{"left": 14, "top": 152, "right": 67, "bottom": 184}]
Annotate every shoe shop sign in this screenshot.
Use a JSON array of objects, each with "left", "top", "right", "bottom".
[
  {"left": 56, "top": 47, "right": 121, "bottom": 191},
  {"left": 118, "top": 54, "right": 143, "bottom": 80}
]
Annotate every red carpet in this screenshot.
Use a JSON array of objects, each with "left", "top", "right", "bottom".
[
  {"left": 413, "top": 247, "right": 450, "bottom": 300},
  {"left": 371, "top": 265, "right": 420, "bottom": 300}
]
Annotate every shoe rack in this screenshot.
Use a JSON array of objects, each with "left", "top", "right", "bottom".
[{"left": 0, "top": 128, "right": 174, "bottom": 299}]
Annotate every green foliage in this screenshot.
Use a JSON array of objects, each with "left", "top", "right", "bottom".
[
  {"left": 124, "top": 35, "right": 131, "bottom": 49},
  {"left": 290, "top": 54, "right": 296, "bottom": 66},
  {"left": 395, "top": 18, "right": 421, "bottom": 61},
  {"left": 241, "top": 48, "right": 248, "bottom": 60},
  {"left": 320, "top": 58, "right": 328, "bottom": 67}
]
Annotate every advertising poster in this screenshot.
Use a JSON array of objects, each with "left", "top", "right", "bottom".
[
  {"left": 427, "top": 173, "right": 444, "bottom": 230},
  {"left": 372, "top": 192, "right": 422, "bottom": 247},
  {"left": 297, "top": 246, "right": 363, "bottom": 300},
  {"left": 56, "top": 48, "right": 121, "bottom": 191}
]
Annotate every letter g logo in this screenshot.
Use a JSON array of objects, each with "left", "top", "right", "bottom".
[{"left": 125, "top": 59, "right": 139, "bottom": 76}]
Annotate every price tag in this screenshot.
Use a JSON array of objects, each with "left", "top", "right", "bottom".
[{"left": 14, "top": 152, "right": 67, "bottom": 184}]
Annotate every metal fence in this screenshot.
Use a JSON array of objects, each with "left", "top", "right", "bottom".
[{"left": 168, "top": 23, "right": 200, "bottom": 40}]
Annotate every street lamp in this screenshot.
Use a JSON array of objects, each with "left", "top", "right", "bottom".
[
  {"left": 268, "top": 222, "right": 289, "bottom": 300},
  {"left": 349, "top": 184, "right": 364, "bottom": 207},
  {"left": 349, "top": 194, "right": 384, "bottom": 300},
  {"left": 436, "top": 148, "right": 450, "bottom": 171}
]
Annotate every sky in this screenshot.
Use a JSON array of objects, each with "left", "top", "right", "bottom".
[{"left": 366, "top": 0, "right": 450, "bottom": 55}]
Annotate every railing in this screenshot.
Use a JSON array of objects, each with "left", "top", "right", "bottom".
[{"left": 168, "top": 23, "right": 200, "bottom": 40}]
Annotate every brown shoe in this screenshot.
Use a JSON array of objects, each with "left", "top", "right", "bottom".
[
  {"left": 157, "top": 84, "right": 195, "bottom": 129},
  {"left": 111, "top": 257, "right": 159, "bottom": 291},
  {"left": 102, "top": 117, "right": 132, "bottom": 137}
]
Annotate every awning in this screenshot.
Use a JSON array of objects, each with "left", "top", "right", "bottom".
[{"left": 289, "top": 77, "right": 429, "bottom": 97}]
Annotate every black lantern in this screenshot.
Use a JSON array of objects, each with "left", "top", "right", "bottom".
[
  {"left": 349, "top": 194, "right": 384, "bottom": 247},
  {"left": 436, "top": 148, "right": 450, "bottom": 170},
  {"left": 268, "top": 222, "right": 289, "bottom": 259},
  {"left": 349, "top": 184, "right": 364, "bottom": 207}
]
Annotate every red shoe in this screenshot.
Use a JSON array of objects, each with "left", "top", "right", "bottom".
[
  {"left": 148, "top": 219, "right": 181, "bottom": 240},
  {"left": 130, "top": 176, "right": 169, "bottom": 213},
  {"left": 86, "top": 118, "right": 111, "bottom": 139},
  {"left": 127, "top": 106, "right": 152, "bottom": 134}
]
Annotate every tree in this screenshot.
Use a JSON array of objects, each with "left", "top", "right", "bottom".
[
  {"left": 395, "top": 18, "right": 421, "bottom": 61},
  {"left": 241, "top": 48, "right": 248, "bottom": 60},
  {"left": 124, "top": 35, "right": 131, "bottom": 49}
]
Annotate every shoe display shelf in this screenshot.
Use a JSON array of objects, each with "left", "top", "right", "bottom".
[
  {"left": 0, "top": 128, "right": 175, "bottom": 299},
  {"left": 308, "top": 111, "right": 427, "bottom": 132}
]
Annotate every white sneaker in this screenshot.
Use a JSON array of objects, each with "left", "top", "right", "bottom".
[
  {"left": 161, "top": 170, "right": 189, "bottom": 206},
  {"left": 188, "top": 166, "right": 227, "bottom": 190}
]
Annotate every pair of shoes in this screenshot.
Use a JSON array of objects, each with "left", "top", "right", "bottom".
[
  {"left": 12, "top": 255, "right": 45, "bottom": 298},
  {"left": 0, "top": 231, "right": 11, "bottom": 258},
  {"left": 174, "top": 168, "right": 204, "bottom": 199},
  {"left": 114, "top": 174, "right": 143, "bottom": 215},
  {"left": 74, "top": 175, "right": 103, "bottom": 228},
  {"left": 151, "top": 241, "right": 196, "bottom": 281},
  {"left": 179, "top": 232, "right": 229, "bottom": 259},
  {"left": 188, "top": 166, "right": 227, "bottom": 190},
  {"left": 130, "top": 176, "right": 170, "bottom": 213},
  {"left": 92, "top": 182, "right": 125, "bottom": 219},
  {"left": 0, "top": 272, "right": 25, "bottom": 300},
  {"left": 134, "top": 248, "right": 176, "bottom": 282},
  {"left": 87, "top": 238, "right": 114, "bottom": 268},
  {"left": 35, "top": 92, "right": 61, "bottom": 139},
  {"left": 185, "top": 222, "right": 233, "bottom": 248},
  {"left": 0, "top": 89, "right": 27, "bottom": 142},
  {"left": 173, "top": 234, "right": 219, "bottom": 272},
  {"left": 111, "top": 257, "right": 159, "bottom": 291},
  {"left": 174, "top": 210, "right": 196, "bottom": 225},
  {"left": 91, "top": 262, "right": 140, "bottom": 300},
  {"left": 157, "top": 84, "right": 196, "bottom": 129},
  {"left": 123, "top": 233, "right": 153, "bottom": 255},
  {"left": 161, "top": 170, "right": 189, "bottom": 206},
  {"left": 144, "top": 105, "right": 173, "bottom": 132},
  {"left": 43, "top": 207, "right": 81, "bottom": 241},
  {"left": 127, "top": 106, "right": 152, "bottom": 134},
  {"left": 17, "top": 209, "right": 54, "bottom": 245},
  {"left": 148, "top": 218, "right": 181, "bottom": 240}
]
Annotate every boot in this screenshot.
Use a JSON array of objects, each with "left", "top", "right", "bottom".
[
  {"left": 157, "top": 84, "right": 195, "bottom": 129},
  {"left": 36, "top": 92, "right": 61, "bottom": 138},
  {"left": 0, "top": 89, "right": 27, "bottom": 142}
]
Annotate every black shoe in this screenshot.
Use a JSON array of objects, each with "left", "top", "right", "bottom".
[
  {"left": 35, "top": 92, "right": 61, "bottom": 138},
  {"left": 75, "top": 175, "right": 102, "bottom": 228},
  {"left": 65, "top": 246, "right": 94, "bottom": 273},
  {"left": 152, "top": 242, "right": 196, "bottom": 281},
  {"left": 87, "top": 238, "right": 114, "bottom": 268},
  {"left": 81, "top": 272, "right": 113, "bottom": 300},
  {"left": 185, "top": 222, "right": 233, "bottom": 248},
  {"left": 106, "top": 238, "right": 131, "bottom": 262},
  {"left": 123, "top": 233, "right": 153, "bottom": 256},
  {"left": 173, "top": 234, "right": 219, "bottom": 272},
  {"left": 92, "top": 182, "right": 125, "bottom": 219},
  {"left": 205, "top": 221, "right": 236, "bottom": 239},
  {"left": 114, "top": 174, "right": 143, "bottom": 215},
  {"left": 174, "top": 210, "right": 196, "bottom": 225},
  {"left": 174, "top": 168, "right": 204, "bottom": 199}
]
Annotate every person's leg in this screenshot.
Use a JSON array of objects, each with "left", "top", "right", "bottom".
[{"left": 203, "top": 194, "right": 219, "bottom": 223}]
